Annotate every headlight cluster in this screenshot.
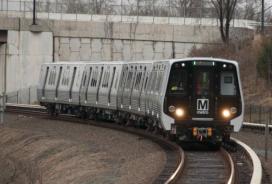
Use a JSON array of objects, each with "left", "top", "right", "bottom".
[
  {"left": 221, "top": 107, "right": 237, "bottom": 119},
  {"left": 169, "top": 106, "right": 185, "bottom": 118},
  {"left": 222, "top": 109, "right": 231, "bottom": 118},
  {"left": 175, "top": 108, "right": 185, "bottom": 117}
]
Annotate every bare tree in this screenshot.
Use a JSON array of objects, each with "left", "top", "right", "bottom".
[
  {"left": 211, "top": 0, "right": 238, "bottom": 43},
  {"left": 62, "top": 0, "right": 114, "bottom": 14},
  {"left": 170, "top": 0, "right": 203, "bottom": 18}
]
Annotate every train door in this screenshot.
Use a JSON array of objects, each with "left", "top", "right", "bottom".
[{"left": 192, "top": 67, "right": 215, "bottom": 119}]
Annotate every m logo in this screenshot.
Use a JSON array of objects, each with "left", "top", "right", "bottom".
[{"left": 197, "top": 99, "right": 209, "bottom": 114}]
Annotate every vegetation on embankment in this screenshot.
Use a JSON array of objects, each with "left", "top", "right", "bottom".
[{"left": 189, "top": 34, "right": 272, "bottom": 106}]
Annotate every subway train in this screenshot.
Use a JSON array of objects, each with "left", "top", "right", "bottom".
[{"left": 37, "top": 58, "right": 244, "bottom": 145}]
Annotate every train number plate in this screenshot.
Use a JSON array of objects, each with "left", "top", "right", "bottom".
[{"left": 193, "top": 127, "right": 212, "bottom": 137}]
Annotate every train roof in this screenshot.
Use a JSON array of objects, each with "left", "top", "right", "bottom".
[
  {"left": 41, "top": 58, "right": 238, "bottom": 66},
  {"left": 169, "top": 57, "right": 238, "bottom": 65}
]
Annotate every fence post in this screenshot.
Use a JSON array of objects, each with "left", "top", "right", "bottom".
[
  {"left": 29, "top": 87, "right": 31, "bottom": 104},
  {"left": 0, "top": 93, "right": 5, "bottom": 124},
  {"left": 265, "top": 108, "right": 270, "bottom": 160},
  {"left": 249, "top": 104, "right": 252, "bottom": 122},
  {"left": 259, "top": 106, "right": 262, "bottom": 124},
  {"left": 17, "top": 90, "right": 19, "bottom": 104}
]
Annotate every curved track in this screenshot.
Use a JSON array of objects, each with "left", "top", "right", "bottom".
[
  {"left": 5, "top": 104, "right": 263, "bottom": 184},
  {"left": 5, "top": 104, "right": 184, "bottom": 184},
  {"left": 176, "top": 148, "right": 234, "bottom": 184}
]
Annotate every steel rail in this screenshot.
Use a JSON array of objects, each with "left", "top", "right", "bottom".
[
  {"left": 231, "top": 137, "right": 262, "bottom": 184},
  {"left": 5, "top": 104, "right": 184, "bottom": 184},
  {"left": 221, "top": 148, "right": 235, "bottom": 184}
]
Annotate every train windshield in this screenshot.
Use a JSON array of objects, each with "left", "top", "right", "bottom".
[
  {"left": 166, "top": 61, "right": 240, "bottom": 97},
  {"left": 195, "top": 71, "right": 210, "bottom": 96}
]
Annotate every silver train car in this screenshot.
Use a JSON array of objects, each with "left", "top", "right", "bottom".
[{"left": 37, "top": 58, "right": 244, "bottom": 144}]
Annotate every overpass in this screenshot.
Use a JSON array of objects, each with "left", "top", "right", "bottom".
[{"left": 0, "top": 6, "right": 255, "bottom": 104}]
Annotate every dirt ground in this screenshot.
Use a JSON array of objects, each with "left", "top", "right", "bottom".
[
  {"left": 0, "top": 113, "right": 166, "bottom": 184},
  {"left": 232, "top": 129, "right": 272, "bottom": 183}
]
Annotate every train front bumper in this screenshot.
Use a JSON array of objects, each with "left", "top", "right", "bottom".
[{"left": 170, "top": 120, "right": 233, "bottom": 143}]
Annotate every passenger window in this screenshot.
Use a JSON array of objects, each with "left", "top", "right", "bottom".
[
  {"left": 151, "top": 71, "right": 157, "bottom": 92},
  {"left": 82, "top": 71, "right": 87, "bottom": 87},
  {"left": 114, "top": 71, "right": 119, "bottom": 89},
  {"left": 126, "top": 71, "right": 133, "bottom": 89},
  {"left": 156, "top": 72, "right": 162, "bottom": 92},
  {"left": 168, "top": 69, "right": 187, "bottom": 95},
  {"left": 220, "top": 72, "right": 236, "bottom": 96}
]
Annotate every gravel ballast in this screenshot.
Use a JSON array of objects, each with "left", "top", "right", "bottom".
[
  {"left": 232, "top": 129, "right": 272, "bottom": 184},
  {"left": 0, "top": 113, "right": 166, "bottom": 184}
]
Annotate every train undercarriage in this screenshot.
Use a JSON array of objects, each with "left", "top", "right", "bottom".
[{"left": 43, "top": 102, "right": 232, "bottom": 146}]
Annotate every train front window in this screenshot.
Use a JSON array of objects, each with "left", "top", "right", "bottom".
[
  {"left": 220, "top": 72, "right": 237, "bottom": 96},
  {"left": 195, "top": 71, "right": 210, "bottom": 96},
  {"left": 167, "top": 69, "right": 187, "bottom": 95}
]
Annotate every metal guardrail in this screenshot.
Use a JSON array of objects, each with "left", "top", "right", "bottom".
[{"left": 231, "top": 138, "right": 263, "bottom": 184}]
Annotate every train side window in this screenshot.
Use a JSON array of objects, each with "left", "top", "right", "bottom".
[
  {"left": 139, "top": 67, "right": 147, "bottom": 92},
  {"left": 106, "top": 70, "right": 110, "bottom": 88},
  {"left": 119, "top": 66, "right": 128, "bottom": 90},
  {"left": 108, "top": 67, "right": 116, "bottom": 103},
  {"left": 168, "top": 69, "right": 187, "bottom": 95},
  {"left": 126, "top": 70, "right": 133, "bottom": 89},
  {"left": 147, "top": 71, "right": 154, "bottom": 92},
  {"left": 102, "top": 70, "right": 108, "bottom": 88},
  {"left": 151, "top": 71, "right": 157, "bottom": 92},
  {"left": 114, "top": 71, "right": 119, "bottom": 89},
  {"left": 49, "top": 71, "right": 52, "bottom": 85},
  {"left": 90, "top": 70, "right": 96, "bottom": 87},
  {"left": 82, "top": 71, "right": 87, "bottom": 87},
  {"left": 110, "top": 67, "right": 116, "bottom": 90},
  {"left": 66, "top": 70, "right": 69, "bottom": 86},
  {"left": 144, "top": 73, "right": 149, "bottom": 91},
  {"left": 49, "top": 70, "right": 54, "bottom": 85},
  {"left": 156, "top": 71, "right": 162, "bottom": 92},
  {"left": 88, "top": 67, "right": 92, "bottom": 86},
  {"left": 135, "top": 72, "right": 142, "bottom": 91},
  {"left": 52, "top": 70, "right": 56, "bottom": 85},
  {"left": 220, "top": 72, "right": 236, "bottom": 96},
  {"left": 48, "top": 71, "right": 52, "bottom": 85}
]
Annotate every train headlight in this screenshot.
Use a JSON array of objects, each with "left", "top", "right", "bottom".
[
  {"left": 175, "top": 108, "right": 185, "bottom": 117},
  {"left": 222, "top": 109, "right": 231, "bottom": 118}
]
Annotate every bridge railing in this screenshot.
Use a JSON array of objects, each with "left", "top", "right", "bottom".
[{"left": 0, "top": 0, "right": 256, "bottom": 28}]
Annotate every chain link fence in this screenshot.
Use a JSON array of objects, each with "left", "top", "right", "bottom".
[
  {"left": 0, "top": 0, "right": 256, "bottom": 26},
  {"left": 245, "top": 104, "right": 272, "bottom": 125}
]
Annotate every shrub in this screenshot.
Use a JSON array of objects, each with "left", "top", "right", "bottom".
[{"left": 257, "top": 38, "right": 272, "bottom": 80}]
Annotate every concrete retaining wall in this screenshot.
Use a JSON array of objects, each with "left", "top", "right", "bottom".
[
  {"left": 0, "top": 16, "right": 254, "bottom": 103},
  {"left": 54, "top": 37, "right": 203, "bottom": 61},
  {"left": 6, "top": 31, "right": 53, "bottom": 103}
]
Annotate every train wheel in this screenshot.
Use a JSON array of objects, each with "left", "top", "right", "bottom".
[{"left": 80, "top": 111, "right": 88, "bottom": 119}]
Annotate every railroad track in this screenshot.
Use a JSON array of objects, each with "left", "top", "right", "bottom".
[
  {"left": 5, "top": 104, "right": 184, "bottom": 184},
  {"left": 4, "top": 104, "right": 263, "bottom": 184},
  {"left": 176, "top": 148, "right": 234, "bottom": 184}
]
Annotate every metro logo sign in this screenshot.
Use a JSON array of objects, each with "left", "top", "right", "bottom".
[{"left": 197, "top": 99, "right": 209, "bottom": 114}]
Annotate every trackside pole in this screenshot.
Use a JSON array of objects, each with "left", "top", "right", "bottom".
[
  {"left": 265, "top": 109, "right": 270, "bottom": 161},
  {"left": 0, "top": 93, "right": 4, "bottom": 124}
]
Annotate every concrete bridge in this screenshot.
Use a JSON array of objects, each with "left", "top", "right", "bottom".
[{"left": 0, "top": 10, "right": 255, "bottom": 104}]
